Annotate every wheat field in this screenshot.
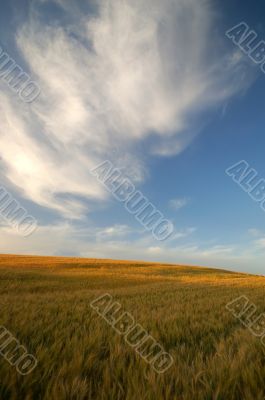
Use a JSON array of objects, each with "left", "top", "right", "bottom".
[{"left": 0, "top": 254, "right": 264, "bottom": 399}]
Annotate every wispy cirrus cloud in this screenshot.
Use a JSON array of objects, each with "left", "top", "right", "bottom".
[
  {"left": 0, "top": 0, "right": 253, "bottom": 219},
  {"left": 169, "top": 197, "right": 190, "bottom": 211}
]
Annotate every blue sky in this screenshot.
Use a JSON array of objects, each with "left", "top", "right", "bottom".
[{"left": 0, "top": 0, "right": 265, "bottom": 274}]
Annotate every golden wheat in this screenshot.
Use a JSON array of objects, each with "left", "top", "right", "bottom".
[{"left": 0, "top": 255, "right": 264, "bottom": 399}]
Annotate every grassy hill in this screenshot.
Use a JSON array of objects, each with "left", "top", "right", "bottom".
[{"left": 0, "top": 255, "right": 264, "bottom": 399}]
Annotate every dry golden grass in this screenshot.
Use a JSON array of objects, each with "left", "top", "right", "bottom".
[{"left": 0, "top": 254, "right": 264, "bottom": 399}]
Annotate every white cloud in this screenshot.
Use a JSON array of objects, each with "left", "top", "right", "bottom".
[
  {"left": 169, "top": 197, "right": 190, "bottom": 211},
  {"left": 255, "top": 238, "right": 265, "bottom": 249},
  {"left": 169, "top": 227, "right": 196, "bottom": 241},
  {"left": 248, "top": 228, "right": 264, "bottom": 237},
  {"left": 147, "top": 246, "right": 163, "bottom": 255},
  {"left": 0, "top": 222, "right": 263, "bottom": 273},
  {"left": 0, "top": 0, "right": 252, "bottom": 219},
  {"left": 199, "top": 245, "right": 234, "bottom": 257},
  {"left": 247, "top": 229, "right": 265, "bottom": 250},
  {"left": 95, "top": 224, "right": 132, "bottom": 239}
]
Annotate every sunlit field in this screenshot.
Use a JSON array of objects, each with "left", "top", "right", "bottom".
[{"left": 0, "top": 254, "right": 264, "bottom": 399}]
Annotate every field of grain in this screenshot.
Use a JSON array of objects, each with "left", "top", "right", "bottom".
[{"left": 0, "top": 254, "right": 264, "bottom": 400}]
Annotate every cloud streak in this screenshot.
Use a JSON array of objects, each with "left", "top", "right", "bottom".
[{"left": 0, "top": 0, "right": 252, "bottom": 218}]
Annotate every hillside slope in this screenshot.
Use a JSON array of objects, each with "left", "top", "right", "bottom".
[{"left": 0, "top": 255, "right": 264, "bottom": 400}]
